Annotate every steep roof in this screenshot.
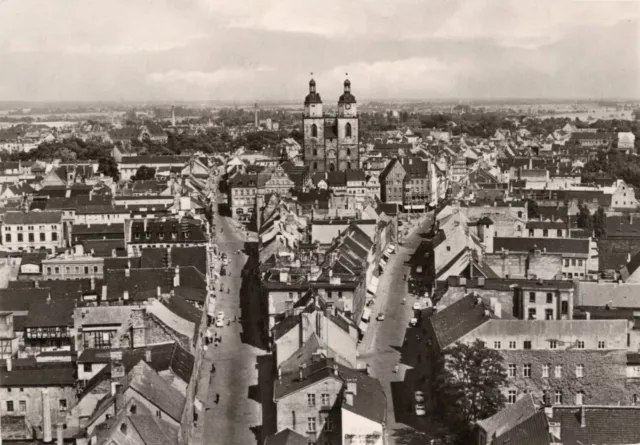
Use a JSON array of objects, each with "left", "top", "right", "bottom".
[
  {"left": 493, "top": 237, "right": 589, "bottom": 255},
  {"left": 551, "top": 406, "right": 640, "bottom": 444},
  {"left": 426, "top": 294, "right": 492, "bottom": 350},
  {"left": 24, "top": 299, "right": 75, "bottom": 327},
  {"left": 3, "top": 210, "right": 62, "bottom": 225},
  {"left": 127, "top": 361, "right": 186, "bottom": 422},
  {"left": 0, "top": 362, "right": 76, "bottom": 387},
  {"left": 264, "top": 429, "right": 310, "bottom": 445},
  {"left": 492, "top": 411, "right": 551, "bottom": 445},
  {"left": 477, "top": 394, "right": 538, "bottom": 441}
]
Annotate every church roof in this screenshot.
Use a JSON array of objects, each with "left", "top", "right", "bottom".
[
  {"left": 339, "top": 92, "right": 357, "bottom": 104},
  {"left": 304, "top": 92, "right": 322, "bottom": 105}
]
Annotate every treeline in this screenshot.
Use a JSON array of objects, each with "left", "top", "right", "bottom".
[{"left": 582, "top": 150, "right": 640, "bottom": 189}]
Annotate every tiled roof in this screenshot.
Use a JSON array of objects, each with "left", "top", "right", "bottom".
[
  {"left": 477, "top": 394, "right": 537, "bottom": 441},
  {"left": 3, "top": 210, "right": 62, "bottom": 225},
  {"left": 426, "top": 294, "right": 492, "bottom": 350},
  {"left": 264, "top": 428, "right": 310, "bottom": 445},
  {"left": 127, "top": 361, "right": 186, "bottom": 421},
  {"left": 492, "top": 411, "right": 551, "bottom": 445},
  {"left": 576, "top": 281, "right": 640, "bottom": 308},
  {"left": 0, "top": 362, "right": 76, "bottom": 387},
  {"left": 72, "top": 223, "right": 124, "bottom": 235},
  {"left": 493, "top": 237, "right": 589, "bottom": 255},
  {"left": 82, "top": 239, "right": 126, "bottom": 257},
  {"left": 24, "top": 299, "right": 75, "bottom": 327},
  {"left": 552, "top": 406, "right": 640, "bottom": 444},
  {"left": 130, "top": 218, "right": 207, "bottom": 244},
  {"left": 129, "top": 414, "right": 179, "bottom": 445},
  {"left": 0, "top": 288, "right": 53, "bottom": 312}
]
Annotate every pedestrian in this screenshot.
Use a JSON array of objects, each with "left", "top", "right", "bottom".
[
  {"left": 215, "top": 393, "right": 220, "bottom": 404},
  {"left": 211, "top": 364, "right": 216, "bottom": 373}
]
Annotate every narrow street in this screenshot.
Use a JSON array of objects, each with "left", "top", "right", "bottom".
[
  {"left": 358, "top": 214, "right": 437, "bottom": 444},
  {"left": 201, "top": 204, "right": 271, "bottom": 445}
]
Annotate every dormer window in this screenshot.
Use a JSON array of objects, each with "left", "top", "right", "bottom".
[
  {"left": 158, "top": 233, "right": 165, "bottom": 240},
  {"left": 145, "top": 232, "right": 151, "bottom": 240},
  {"left": 134, "top": 233, "right": 140, "bottom": 240}
]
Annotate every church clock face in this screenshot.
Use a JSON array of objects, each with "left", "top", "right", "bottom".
[{"left": 345, "top": 104, "right": 351, "bottom": 110}]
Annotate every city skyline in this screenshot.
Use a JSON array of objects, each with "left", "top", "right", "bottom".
[{"left": 0, "top": 0, "right": 639, "bottom": 102}]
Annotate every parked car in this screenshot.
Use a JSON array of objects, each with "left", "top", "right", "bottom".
[
  {"left": 414, "top": 391, "right": 425, "bottom": 403},
  {"left": 409, "top": 317, "right": 418, "bottom": 327},
  {"left": 415, "top": 403, "right": 426, "bottom": 416},
  {"left": 215, "top": 317, "right": 225, "bottom": 327},
  {"left": 376, "top": 312, "right": 385, "bottom": 321},
  {"left": 412, "top": 302, "right": 421, "bottom": 311},
  {"left": 220, "top": 268, "right": 226, "bottom": 276},
  {"left": 216, "top": 311, "right": 225, "bottom": 321}
]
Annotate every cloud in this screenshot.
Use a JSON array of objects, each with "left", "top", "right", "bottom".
[{"left": 148, "top": 67, "right": 274, "bottom": 88}]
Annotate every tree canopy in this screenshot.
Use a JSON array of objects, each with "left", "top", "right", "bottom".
[
  {"left": 132, "top": 165, "right": 156, "bottom": 181},
  {"left": 577, "top": 205, "right": 592, "bottom": 230},
  {"left": 434, "top": 340, "right": 507, "bottom": 440}
]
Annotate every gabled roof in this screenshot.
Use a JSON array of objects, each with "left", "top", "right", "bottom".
[
  {"left": 3, "top": 210, "right": 62, "bottom": 225},
  {"left": 264, "top": 428, "right": 310, "bottom": 445},
  {"left": 493, "top": 237, "right": 589, "bottom": 255},
  {"left": 492, "top": 411, "right": 551, "bottom": 445},
  {"left": 477, "top": 394, "right": 537, "bottom": 441},
  {"left": 24, "top": 299, "right": 75, "bottom": 328},
  {"left": 426, "top": 294, "right": 492, "bottom": 350},
  {"left": 127, "top": 361, "right": 186, "bottom": 422},
  {"left": 551, "top": 406, "right": 640, "bottom": 444}
]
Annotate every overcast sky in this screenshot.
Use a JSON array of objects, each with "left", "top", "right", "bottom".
[{"left": 0, "top": 0, "right": 639, "bottom": 102}]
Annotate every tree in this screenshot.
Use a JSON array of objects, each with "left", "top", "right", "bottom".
[
  {"left": 577, "top": 205, "right": 592, "bottom": 230},
  {"left": 592, "top": 206, "right": 607, "bottom": 238},
  {"left": 526, "top": 199, "right": 540, "bottom": 220},
  {"left": 97, "top": 155, "right": 120, "bottom": 182},
  {"left": 132, "top": 165, "right": 156, "bottom": 181},
  {"left": 434, "top": 340, "right": 507, "bottom": 440}
]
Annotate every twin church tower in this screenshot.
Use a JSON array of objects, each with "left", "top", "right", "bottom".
[{"left": 303, "top": 77, "right": 359, "bottom": 173}]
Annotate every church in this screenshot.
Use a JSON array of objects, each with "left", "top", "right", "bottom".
[{"left": 302, "top": 77, "right": 359, "bottom": 172}]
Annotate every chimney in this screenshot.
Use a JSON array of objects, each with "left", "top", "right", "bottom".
[
  {"left": 6, "top": 356, "right": 12, "bottom": 372},
  {"left": 173, "top": 266, "right": 180, "bottom": 287},
  {"left": 494, "top": 301, "right": 502, "bottom": 318},
  {"left": 580, "top": 406, "right": 586, "bottom": 428},
  {"left": 56, "top": 422, "right": 63, "bottom": 445},
  {"left": 111, "top": 248, "right": 117, "bottom": 258},
  {"left": 585, "top": 311, "right": 591, "bottom": 320},
  {"left": 125, "top": 268, "right": 130, "bottom": 278},
  {"left": 298, "top": 365, "right": 304, "bottom": 381},
  {"left": 278, "top": 367, "right": 282, "bottom": 382},
  {"left": 111, "top": 381, "right": 119, "bottom": 397},
  {"left": 157, "top": 286, "right": 161, "bottom": 297},
  {"left": 35, "top": 280, "right": 39, "bottom": 288},
  {"left": 123, "top": 290, "right": 129, "bottom": 301},
  {"left": 90, "top": 276, "right": 95, "bottom": 291},
  {"left": 345, "top": 392, "right": 354, "bottom": 405},
  {"left": 145, "top": 349, "right": 152, "bottom": 363},
  {"left": 333, "top": 364, "right": 339, "bottom": 376},
  {"left": 628, "top": 253, "right": 632, "bottom": 264},
  {"left": 43, "top": 388, "right": 52, "bottom": 443},
  {"left": 101, "top": 284, "right": 107, "bottom": 301}
]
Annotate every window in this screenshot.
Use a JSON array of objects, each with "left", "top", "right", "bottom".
[
  {"left": 577, "top": 340, "right": 585, "bottom": 349},
  {"left": 546, "top": 293, "right": 553, "bottom": 304},
  {"left": 313, "top": 148, "right": 317, "bottom": 156},
  {"left": 17, "top": 233, "right": 23, "bottom": 242},
  {"left": 311, "top": 124, "right": 318, "bottom": 138},
  {"left": 84, "top": 364, "right": 92, "bottom": 373},
  {"left": 529, "top": 292, "right": 536, "bottom": 303},
  {"left": 345, "top": 123, "right": 352, "bottom": 138},
  {"left": 555, "top": 365, "right": 562, "bottom": 378},
  {"left": 507, "top": 390, "right": 517, "bottom": 404},
  {"left": 543, "top": 389, "right": 551, "bottom": 405},
  {"left": 571, "top": 259, "right": 576, "bottom": 266},
  {"left": 65, "top": 266, "right": 70, "bottom": 274},
  {"left": 19, "top": 400, "right": 26, "bottom": 412},
  {"left": 557, "top": 229, "right": 563, "bottom": 237},
  {"left": 550, "top": 340, "right": 557, "bottom": 349},
  {"left": 576, "top": 364, "right": 584, "bottom": 378},
  {"left": 598, "top": 340, "right": 606, "bottom": 349},
  {"left": 518, "top": 211, "right": 523, "bottom": 218},
  {"left": 528, "top": 308, "right": 537, "bottom": 320},
  {"left": 47, "top": 267, "right": 52, "bottom": 274},
  {"left": 325, "top": 415, "right": 333, "bottom": 432},
  {"left": 543, "top": 229, "right": 549, "bottom": 237},
  {"left": 307, "top": 417, "right": 316, "bottom": 433},
  {"left": 156, "top": 410, "right": 161, "bottom": 418},
  {"left": 576, "top": 390, "right": 584, "bottom": 405},
  {"left": 28, "top": 233, "right": 34, "bottom": 242},
  {"left": 542, "top": 364, "right": 549, "bottom": 378},
  {"left": 545, "top": 309, "right": 553, "bottom": 320},
  {"left": 321, "top": 393, "right": 330, "bottom": 406},
  {"left": 508, "top": 364, "right": 516, "bottom": 378},
  {"left": 120, "top": 423, "right": 127, "bottom": 434},
  {"left": 40, "top": 233, "right": 45, "bottom": 241},
  {"left": 5, "top": 234, "right": 10, "bottom": 242},
  {"left": 564, "top": 259, "right": 570, "bottom": 267},
  {"left": 523, "top": 364, "right": 531, "bottom": 378},
  {"left": 524, "top": 340, "right": 532, "bottom": 349},
  {"left": 509, "top": 341, "right": 516, "bottom": 349},
  {"left": 7, "top": 401, "right": 14, "bottom": 412},
  {"left": 52, "top": 232, "right": 58, "bottom": 241},
  {"left": 555, "top": 391, "right": 563, "bottom": 404},
  {"left": 307, "top": 394, "right": 316, "bottom": 407},
  {"left": 59, "top": 399, "right": 67, "bottom": 411},
  {"left": 561, "top": 301, "right": 568, "bottom": 315},
  {"left": 446, "top": 246, "right": 451, "bottom": 252},
  {"left": 84, "top": 266, "right": 89, "bottom": 274},
  {"left": 494, "top": 341, "right": 501, "bottom": 349},
  {"left": 54, "top": 267, "right": 59, "bottom": 274}
]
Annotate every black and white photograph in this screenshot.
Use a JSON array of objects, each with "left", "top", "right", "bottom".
[{"left": 0, "top": 1, "right": 639, "bottom": 444}]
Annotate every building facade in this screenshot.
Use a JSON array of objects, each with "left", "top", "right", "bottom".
[
  {"left": 1, "top": 211, "right": 64, "bottom": 252},
  {"left": 303, "top": 79, "right": 359, "bottom": 173}
]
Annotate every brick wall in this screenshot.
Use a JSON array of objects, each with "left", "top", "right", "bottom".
[
  {"left": 484, "top": 253, "right": 527, "bottom": 278},
  {"left": 528, "top": 253, "right": 563, "bottom": 280}
]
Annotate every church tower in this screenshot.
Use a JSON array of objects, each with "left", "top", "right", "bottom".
[
  {"left": 337, "top": 78, "right": 359, "bottom": 171},
  {"left": 303, "top": 78, "right": 326, "bottom": 172}
]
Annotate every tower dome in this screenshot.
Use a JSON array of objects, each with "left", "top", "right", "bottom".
[
  {"left": 338, "top": 78, "right": 356, "bottom": 104},
  {"left": 305, "top": 77, "right": 322, "bottom": 105}
]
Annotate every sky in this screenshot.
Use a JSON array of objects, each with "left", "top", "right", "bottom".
[{"left": 0, "top": 0, "right": 639, "bottom": 102}]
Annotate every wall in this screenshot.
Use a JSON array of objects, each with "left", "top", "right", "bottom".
[
  {"left": 77, "top": 362, "right": 107, "bottom": 381},
  {"left": 341, "top": 408, "right": 384, "bottom": 445},
  {"left": 500, "top": 350, "right": 631, "bottom": 406},
  {"left": 125, "top": 387, "right": 181, "bottom": 427},
  {"left": 528, "top": 253, "right": 563, "bottom": 280},
  {"left": 1, "top": 222, "right": 64, "bottom": 251},
  {"left": 484, "top": 253, "right": 527, "bottom": 279},
  {"left": 301, "top": 311, "right": 358, "bottom": 368},
  {"left": 275, "top": 376, "right": 342, "bottom": 438},
  {"left": 0, "top": 385, "right": 77, "bottom": 438}
]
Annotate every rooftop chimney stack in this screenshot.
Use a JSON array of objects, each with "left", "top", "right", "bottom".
[
  {"left": 56, "top": 422, "right": 64, "bottom": 445},
  {"left": 42, "top": 388, "right": 52, "bottom": 443},
  {"left": 145, "top": 349, "right": 152, "bottom": 363},
  {"left": 580, "top": 406, "right": 586, "bottom": 428},
  {"left": 298, "top": 365, "right": 304, "bottom": 381},
  {"left": 174, "top": 266, "right": 180, "bottom": 287},
  {"left": 6, "top": 356, "right": 12, "bottom": 372}
]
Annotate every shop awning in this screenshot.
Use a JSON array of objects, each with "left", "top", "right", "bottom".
[
  {"left": 358, "top": 321, "right": 369, "bottom": 333},
  {"left": 361, "top": 308, "right": 372, "bottom": 322},
  {"left": 367, "top": 276, "right": 379, "bottom": 295}
]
